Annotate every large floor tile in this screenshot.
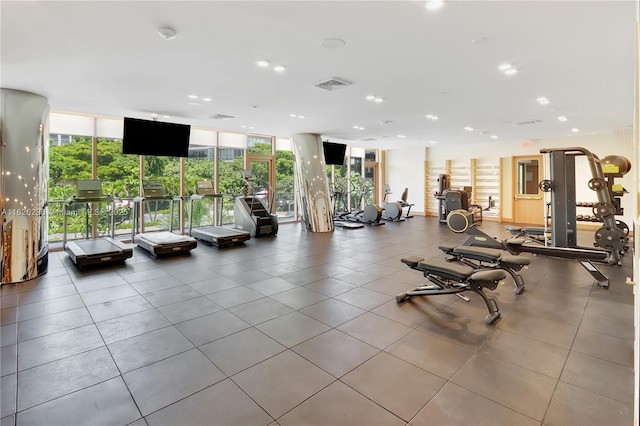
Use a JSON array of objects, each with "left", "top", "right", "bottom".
[
  {"left": 386, "top": 329, "right": 473, "bottom": 379},
  {"left": 206, "top": 286, "right": 265, "bottom": 308},
  {"left": 108, "top": 326, "right": 194, "bottom": 373},
  {"left": 232, "top": 350, "right": 334, "bottom": 419},
  {"left": 16, "top": 377, "right": 141, "bottom": 426},
  {"left": 146, "top": 379, "right": 272, "bottom": 426},
  {"left": 544, "top": 381, "right": 633, "bottom": 426},
  {"left": 298, "top": 298, "right": 365, "bottom": 327},
  {"left": 175, "top": 310, "right": 250, "bottom": 346},
  {"left": 292, "top": 329, "right": 379, "bottom": 377},
  {"left": 497, "top": 310, "right": 579, "bottom": 349},
  {"left": 17, "top": 307, "right": 93, "bottom": 343},
  {"left": 1, "top": 374, "right": 16, "bottom": 417},
  {"left": 278, "top": 381, "right": 404, "bottom": 426},
  {"left": 80, "top": 284, "right": 138, "bottom": 306},
  {"left": 479, "top": 328, "right": 569, "bottom": 378},
  {"left": 411, "top": 382, "right": 539, "bottom": 426},
  {"left": 229, "top": 297, "right": 293, "bottom": 325},
  {"left": 17, "top": 346, "right": 119, "bottom": 411},
  {"left": 333, "top": 287, "right": 391, "bottom": 310},
  {"left": 560, "top": 351, "right": 633, "bottom": 404},
  {"left": 450, "top": 353, "right": 556, "bottom": 421},
  {"left": 128, "top": 275, "right": 184, "bottom": 295},
  {"left": 123, "top": 349, "right": 225, "bottom": 416},
  {"left": 96, "top": 309, "right": 171, "bottom": 344},
  {"left": 337, "top": 312, "right": 413, "bottom": 350},
  {"left": 245, "top": 276, "right": 299, "bottom": 296},
  {"left": 16, "top": 294, "right": 84, "bottom": 322},
  {"left": 1, "top": 345, "right": 17, "bottom": 377},
  {"left": 199, "top": 327, "right": 286, "bottom": 376},
  {"left": 341, "top": 351, "right": 446, "bottom": 421},
  {"left": 256, "top": 312, "right": 330, "bottom": 347},
  {"left": 303, "top": 278, "right": 356, "bottom": 297},
  {"left": 187, "top": 276, "right": 241, "bottom": 295},
  {"left": 141, "top": 285, "right": 201, "bottom": 308},
  {"left": 156, "top": 296, "right": 222, "bottom": 324},
  {"left": 571, "top": 327, "right": 633, "bottom": 367},
  {"left": 269, "top": 287, "right": 328, "bottom": 310},
  {"left": 17, "top": 324, "right": 104, "bottom": 371},
  {"left": 86, "top": 295, "right": 154, "bottom": 322}
]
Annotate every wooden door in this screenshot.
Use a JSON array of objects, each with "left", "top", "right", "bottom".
[{"left": 513, "top": 155, "right": 545, "bottom": 225}]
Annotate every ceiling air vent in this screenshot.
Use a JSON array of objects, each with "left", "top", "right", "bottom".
[
  {"left": 516, "top": 119, "right": 542, "bottom": 125},
  {"left": 360, "top": 138, "right": 377, "bottom": 142},
  {"left": 314, "top": 77, "right": 352, "bottom": 91},
  {"left": 210, "top": 114, "right": 234, "bottom": 120}
]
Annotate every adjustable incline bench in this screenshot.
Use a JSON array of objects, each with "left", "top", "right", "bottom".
[
  {"left": 505, "top": 225, "right": 551, "bottom": 245},
  {"left": 397, "top": 257, "right": 506, "bottom": 324},
  {"left": 438, "top": 244, "right": 530, "bottom": 295}
]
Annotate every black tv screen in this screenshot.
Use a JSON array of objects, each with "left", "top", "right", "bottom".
[
  {"left": 122, "top": 117, "right": 191, "bottom": 157},
  {"left": 323, "top": 141, "right": 347, "bottom": 165}
]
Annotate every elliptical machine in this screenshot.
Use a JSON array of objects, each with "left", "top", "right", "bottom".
[{"left": 381, "top": 185, "right": 404, "bottom": 222}]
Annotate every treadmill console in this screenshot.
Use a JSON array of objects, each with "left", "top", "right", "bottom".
[
  {"left": 196, "top": 180, "right": 218, "bottom": 196},
  {"left": 142, "top": 179, "right": 168, "bottom": 198}
]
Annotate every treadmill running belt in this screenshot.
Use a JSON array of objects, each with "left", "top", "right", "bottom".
[{"left": 74, "top": 239, "right": 125, "bottom": 254}]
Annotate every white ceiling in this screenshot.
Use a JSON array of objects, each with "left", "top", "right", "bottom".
[{"left": 1, "top": 1, "right": 635, "bottom": 149}]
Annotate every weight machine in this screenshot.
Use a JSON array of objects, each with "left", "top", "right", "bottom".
[{"left": 538, "top": 147, "right": 629, "bottom": 265}]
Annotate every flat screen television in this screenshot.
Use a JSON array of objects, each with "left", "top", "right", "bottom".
[
  {"left": 122, "top": 117, "right": 191, "bottom": 157},
  {"left": 323, "top": 141, "right": 347, "bottom": 165}
]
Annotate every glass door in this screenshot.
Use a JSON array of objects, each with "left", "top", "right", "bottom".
[
  {"left": 365, "top": 162, "right": 378, "bottom": 206},
  {"left": 246, "top": 154, "right": 275, "bottom": 213}
]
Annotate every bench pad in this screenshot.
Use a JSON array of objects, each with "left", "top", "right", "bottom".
[
  {"left": 416, "top": 259, "right": 474, "bottom": 281},
  {"left": 470, "top": 269, "right": 506, "bottom": 282},
  {"left": 401, "top": 256, "right": 424, "bottom": 268},
  {"left": 453, "top": 246, "right": 502, "bottom": 262},
  {"left": 501, "top": 255, "right": 531, "bottom": 266}
]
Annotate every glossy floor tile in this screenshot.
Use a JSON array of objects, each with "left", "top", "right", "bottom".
[{"left": 0, "top": 218, "right": 634, "bottom": 425}]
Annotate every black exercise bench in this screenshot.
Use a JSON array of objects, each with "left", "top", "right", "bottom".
[
  {"left": 438, "top": 243, "right": 530, "bottom": 294},
  {"left": 398, "top": 257, "right": 506, "bottom": 324}
]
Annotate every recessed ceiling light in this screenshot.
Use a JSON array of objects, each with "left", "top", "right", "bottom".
[
  {"left": 298, "top": 115, "right": 305, "bottom": 119},
  {"left": 504, "top": 68, "right": 518, "bottom": 75},
  {"left": 241, "top": 125, "right": 247, "bottom": 128},
  {"left": 425, "top": 0, "right": 444, "bottom": 11},
  {"left": 273, "top": 65, "right": 286, "bottom": 72},
  {"left": 571, "top": 128, "right": 579, "bottom": 132},
  {"left": 202, "top": 97, "right": 212, "bottom": 102},
  {"left": 188, "top": 95, "right": 198, "bottom": 99},
  {"left": 374, "top": 97, "right": 384, "bottom": 103},
  {"left": 537, "top": 97, "right": 550, "bottom": 105},
  {"left": 490, "top": 135, "right": 499, "bottom": 139},
  {"left": 257, "top": 60, "right": 269, "bottom": 67},
  {"left": 365, "top": 95, "right": 375, "bottom": 101},
  {"left": 249, "top": 126, "right": 254, "bottom": 129},
  {"left": 498, "top": 63, "right": 512, "bottom": 71},
  {"left": 558, "top": 115, "right": 568, "bottom": 122},
  {"left": 471, "top": 37, "right": 487, "bottom": 45},
  {"left": 290, "top": 113, "right": 297, "bottom": 117},
  {"left": 397, "top": 134, "right": 407, "bottom": 138},
  {"left": 162, "top": 115, "right": 170, "bottom": 119},
  {"left": 429, "top": 141, "right": 437, "bottom": 144},
  {"left": 464, "top": 126, "right": 474, "bottom": 131},
  {"left": 150, "top": 113, "right": 159, "bottom": 117},
  {"left": 426, "top": 114, "right": 439, "bottom": 120},
  {"left": 353, "top": 125, "right": 359, "bottom": 129}
]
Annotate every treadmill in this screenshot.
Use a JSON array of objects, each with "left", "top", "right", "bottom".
[
  {"left": 188, "top": 180, "right": 251, "bottom": 248},
  {"left": 63, "top": 179, "right": 133, "bottom": 268},
  {"left": 132, "top": 179, "right": 197, "bottom": 256}
]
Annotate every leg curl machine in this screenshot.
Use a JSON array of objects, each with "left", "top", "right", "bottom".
[
  {"left": 437, "top": 244, "right": 529, "bottom": 294},
  {"left": 397, "top": 258, "right": 506, "bottom": 324}
]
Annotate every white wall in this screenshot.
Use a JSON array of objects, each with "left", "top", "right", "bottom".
[{"left": 386, "top": 147, "right": 427, "bottom": 214}]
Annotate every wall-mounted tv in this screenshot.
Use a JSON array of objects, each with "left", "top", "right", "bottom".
[
  {"left": 122, "top": 117, "right": 191, "bottom": 157},
  {"left": 323, "top": 141, "right": 347, "bottom": 165}
]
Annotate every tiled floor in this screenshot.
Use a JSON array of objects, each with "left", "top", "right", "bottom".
[{"left": 0, "top": 217, "right": 634, "bottom": 425}]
